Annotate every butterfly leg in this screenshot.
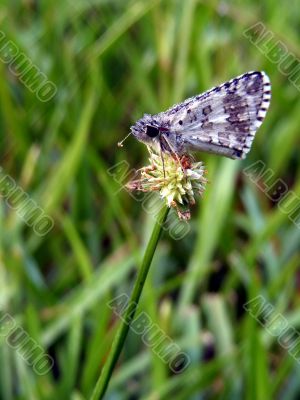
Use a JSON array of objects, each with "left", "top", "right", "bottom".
[{"left": 159, "top": 135, "right": 188, "bottom": 174}]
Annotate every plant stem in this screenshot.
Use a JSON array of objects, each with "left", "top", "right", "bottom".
[{"left": 91, "top": 205, "right": 169, "bottom": 400}]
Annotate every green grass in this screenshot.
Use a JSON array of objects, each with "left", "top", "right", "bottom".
[{"left": 0, "top": 0, "right": 300, "bottom": 399}]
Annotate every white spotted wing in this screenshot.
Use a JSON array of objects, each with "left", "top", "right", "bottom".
[{"left": 130, "top": 71, "right": 271, "bottom": 159}]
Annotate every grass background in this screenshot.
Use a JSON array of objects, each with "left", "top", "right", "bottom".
[{"left": 0, "top": 0, "right": 300, "bottom": 399}]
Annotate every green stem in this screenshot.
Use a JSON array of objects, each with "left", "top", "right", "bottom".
[{"left": 91, "top": 205, "right": 169, "bottom": 400}]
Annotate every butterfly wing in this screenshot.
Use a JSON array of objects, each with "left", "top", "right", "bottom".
[{"left": 162, "top": 71, "right": 271, "bottom": 159}]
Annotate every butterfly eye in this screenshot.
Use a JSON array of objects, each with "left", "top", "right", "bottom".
[{"left": 146, "top": 125, "right": 159, "bottom": 138}]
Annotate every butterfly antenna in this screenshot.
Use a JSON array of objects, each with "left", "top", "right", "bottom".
[{"left": 118, "top": 131, "right": 132, "bottom": 148}]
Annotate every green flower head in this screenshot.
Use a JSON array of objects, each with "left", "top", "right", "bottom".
[{"left": 127, "top": 148, "right": 207, "bottom": 220}]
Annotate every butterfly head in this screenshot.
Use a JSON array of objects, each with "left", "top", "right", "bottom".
[{"left": 130, "top": 114, "right": 162, "bottom": 147}]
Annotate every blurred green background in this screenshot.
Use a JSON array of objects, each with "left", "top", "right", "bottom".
[{"left": 0, "top": 0, "right": 300, "bottom": 399}]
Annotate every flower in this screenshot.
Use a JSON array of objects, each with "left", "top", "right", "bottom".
[{"left": 126, "top": 147, "right": 207, "bottom": 220}]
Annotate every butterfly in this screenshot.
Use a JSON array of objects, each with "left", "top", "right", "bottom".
[{"left": 124, "top": 71, "right": 271, "bottom": 160}]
